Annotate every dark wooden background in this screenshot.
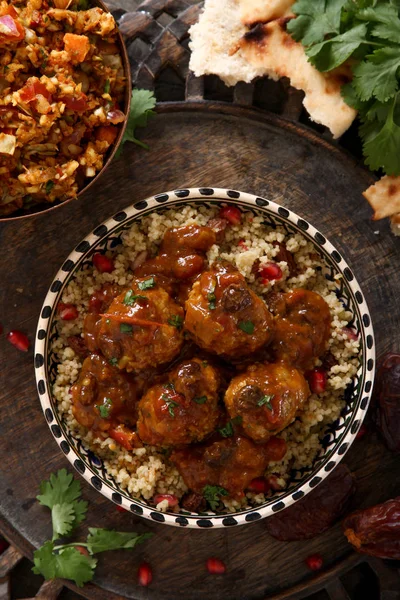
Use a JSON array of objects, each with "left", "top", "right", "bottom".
[{"left": 0, "top": 0, "right": 400, "bottom": 598}]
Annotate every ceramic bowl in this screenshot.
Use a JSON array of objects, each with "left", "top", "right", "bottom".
[
  {"left": 35, "top": 188, "right": 375, "bottom": 528},
  {"left": 0, "top": 0, "right": 131, "bottom": 222}
]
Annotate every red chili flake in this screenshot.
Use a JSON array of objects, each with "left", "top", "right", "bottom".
[
  {"left": 75, "top": 545, "right": 89, "bottom": 556},
  {"left": 153, "top": 494, "right": 179, "bottom": 508},
  {"left": 138, "top": 562, "right": 153, "bottom": 586},
  {"left": 247, "top": 477, "right": 269, "bottom": 494},
  {"left": 305, "top": 553, "right": 323, "bottom": 571},
  {"left": 0, "top": 539, "right": 9, "bottom": 554},
  {"left": 265, "top": 475, "right": 282, "bottom": 491},
  {"left": 260, "top": 262, "right": 283, "bottom": 282},
  {"left": 238, "top": 239, "right": 249, "bottom": 251},
  {"left": 6, "top": 330, "right": 30, "bottom": 352},
  {"left": 219, "top": 205, "right": 242, "bottom": 226},
  {"left": 92, "top": 253, "right": 114, "bottom": 273},
  {"left": 58, "top": 303, "right": 79, "bottom": 321},
  {"left": 206, "top": 557, "right": 226, "bottom": 574},
  {"left": 356, "top": 424, "right": 367, "bottom": 440},
  {"left": 306, "top": 368, "right": 327, "bottom": 394}
]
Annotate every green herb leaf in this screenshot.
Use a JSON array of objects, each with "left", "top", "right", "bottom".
[
  {"left": 162, "top": 394, "right": 179, "bottom": 417},
  {"left": 51, "top": 503, "right": 76, "bottom": 540},
  {"left": 120, "top": 323, "right": 133, "bottom": 334},
  {"left": 116, "top": 89, "right": 156, "bottom": 157},
  {"left": 218, "top": 421, "right": 233, "bottom": 437},
  {"left": 138, "top": 277, "right": 155, "bottom": 290},
  {"left": 203, "top": 485, "right": 229, "bottom": 511},
  {"left": 123, "top": 290, "right": 147, "bottom": 306},
  {"left": 362, "top": 94, "right": 400, "bottom": 174},
  {"left": 193, "top": 396, "right": 207, "bottom": 404},
  {"left": 257, "top": 394, "right": 274, "bottom": 410},
  {"left": 238, "top": 320, "right": 255, "bottom": 334},
  {"left": 45, "top": 180, "right": 54, "bottom": 194},
  {"left": 168, "top": 315, "right": 183, "bottom": 330},
  {"left": 352, "top": 47, "right": 400, "bottom": 103},
  {"left": 306, "top": 23, "right": 368, "bottom": 71},
  {"left": 288, "top": 0, "right": 346, "bottom": 46},
  {"left": 33, "top": 542, "right": 97, "bottom": 587},
  {"left": 109, "top": 357, "right": 118, "bottom": 366},
  {"left": 104, "top": 79, "right": 110, "bottom": 94},
  {"left": 86, "top": 528, "right": 153, "bottom": 554},
  {"left": 96, "top": 397, "right": 112, "bottom": 419}
]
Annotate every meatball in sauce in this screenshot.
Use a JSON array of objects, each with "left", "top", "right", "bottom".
[{"left": 185, "top": 261, "right": 275, "bottom": 360}]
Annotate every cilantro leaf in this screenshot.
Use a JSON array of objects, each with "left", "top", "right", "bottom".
[
  {"left": 86, "top": 528, "right": 153, "bottom": 554},
  {"left": 353, "top": 47, "right": 400, "bottom": 103},
  {"left": 238, "top": 320, "right": 255, "bottom": 334},
  {"left": 138, "top": 277, "right": 155, "bottom": 290},
  {"left": 123, "top": 290, "right": 147, "bottom": 306},
  {"left": 288, "top": 0, "right": 346, "bottom": 46},
  {"left": 257, "top": 394, "right": 274, "bottom": 410},
  {"left": 33, "top": 542, "right": 97, "bottom": 587},
  {"left": 116, "top": 89, "right": 156, "bottom": 157},
  {"left": 95, "top": 397, "right": 112, "bottom": 419},
  {"left": 362, "top": 95, "right": 400, "bottom": 174},
  {"left": 193, "top": 395, "right": 207, "bottom": 404},
  {"left": 168, "top": 315, "right": 183, "bottom": 330},
  {"left": 52, "top": 503, "right": 76, "bottom": 540},
  {"left": 306, "top": 23, "right": 368, "bottom": 71},
  {"left": 203, "top": 485, "right": 228, "bottom": 511},
  {"left": 120, "top": 323, "right": 133, "bottom": 334}
]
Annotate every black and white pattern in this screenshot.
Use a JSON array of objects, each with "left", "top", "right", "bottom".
[{"left": 34, "top": 188, "right": 375, "bottom": 529}]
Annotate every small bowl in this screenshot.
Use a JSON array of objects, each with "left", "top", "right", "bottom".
[
  {"left": 0, "top": 0, "right": 131, "bottom": 222},
  {"left": 35, "top": 188, "right": 375, "bottom": 528}
]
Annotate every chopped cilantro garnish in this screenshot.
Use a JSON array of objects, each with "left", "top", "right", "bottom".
[
  {"left": 45, "top": 180, "right": 54, "bottom": 194},
  {"left": 161, "top": 394, "right": 179, "bottom": 418},
  {"left": 123, "top": 290, "right": 147, "bottom": 306},
  {"left": 257, "top": 394, "right": 274, "bottom": 410},
  {"left": 168, "top": 315, "right": 183, "bottom": 330},
  {"left": 193, "top": 396, "right": 207, "bottom": 404},
  {"left": 207, "top": 291, "right": 217, "bottom": 310},
  {"left": 96, "top": 397, "right": 112, "bottom": 419},
  {"left": 238, "top": 320, "right": 255, "bottom": 334},
  {"left": 109, "top": 358, "right": 118, "bottom": 367},
  {"left": 120, "top": 323, "right": 133, "bottom": 334},
  {"left": 138, "top": 277, "right": 155, "bottom": 290},
  {"left": 218, "top": 416, "right": 242, "bottom": 437},
  {"left": 203, "top": 485, "right": 228, "bottom": 511},
  {"left": 104, "top": 79, "right": 110, "bottom": 94},
  {"left": 164, "top": 382, "right": 175, "bottom": 391}
]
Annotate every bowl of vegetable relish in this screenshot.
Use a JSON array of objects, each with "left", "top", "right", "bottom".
[{"left": 0, "top": 0, "right": 131, "bottom": 220}]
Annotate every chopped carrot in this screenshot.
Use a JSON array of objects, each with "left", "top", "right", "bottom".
[
  {"left": 63, "top": 33, "right": 90, "bottom": 63},
  {"left": 100, "top": 313, "right": 165, "bottom": 328},
  {"left": 95, "top": 126, "right": 118, "bottom": 145}
]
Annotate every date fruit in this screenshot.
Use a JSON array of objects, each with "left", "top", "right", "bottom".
[
  {"left": 374, "top": 353, "right": 400, "bottom": 453},
  {"left": 265, "top": 464, "right": 356, "bottom": 541},
  {"left": 343, "top": 497, "right": 400, "bottom": 559}
]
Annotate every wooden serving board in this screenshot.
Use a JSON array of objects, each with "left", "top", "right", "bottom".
[{"left": 0, "top": 103, "right": 399, "bottom": 600}]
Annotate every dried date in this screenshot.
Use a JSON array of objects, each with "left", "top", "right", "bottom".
[
  {"left": 181, "top": 491, "right": 207, "bottom": 513},
  {"left": 265, "top": 464, "right": 356, "bottom": 541},
  {"left": 272, "top": 242, "right": 297, "bottom": 277},
  {"left": 373, "top": 353, "right": 400, "bottom": 453},
  {"left": 343, "top": 497, "right": 400, "bottom": 559}
]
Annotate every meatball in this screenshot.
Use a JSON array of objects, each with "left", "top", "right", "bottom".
[
  {"left": 185, "top": 261, "right": 275, "bottom": 359},
  {"left": 137, "top": 358, "right": 221, "bottom": 447},
  {"left": 171, "top": 435, "right": 287, "bottom": 501},
  {"left": 71, "top": 353, "right": 142, "bottom": 431},
  {"left": 270, "top": 289, "right": 331, "bottom": 369},
  {"left": 134, "top": 225, "right": 216, "bottom": 280},
  {"left": 95, "top": 277, "right": 184, "bottom": 372},
  {"left": 224, "top": 363, "right": 310, "bottom": 442}
]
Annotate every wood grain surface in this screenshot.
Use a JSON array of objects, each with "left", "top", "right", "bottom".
[{"left": 0, "top": 103, "right": 399, "bottom": 600}]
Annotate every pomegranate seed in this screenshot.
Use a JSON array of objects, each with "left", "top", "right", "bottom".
[
  {"left": 0, "top": 323, "right": 3, "bottom": 335},
  {"left": 58, "top": 303, "right": 79, "bottom": 321},
  {"left": 93, "top": 253, "right": 114, "bottom": 273},
  {"left": 356, "top": 424, "right": 367, "bottom": 440},
  {"left": 305, "top": 553, "right": 323, "bottom": 571},
  {"left": 259, "top": 262, "right": 283, "bottom": 282},
  {"left": 206, "top": 557, "right": 226, "bottom": 574},
  {"left": 342, "top": 327, "right": 358, "bottom": 341},
  {"left": 306, "top": 368, "right": 327, "bottom": 394},
  {"left": 219, "top": 205, "right": 242, "bottom": 226},
  {"left": 153, "top": 494, "right": 178, "bottom": 507},
  {"left": 266, "top": 475, "right": 282, "bottom": 491},
  {"left": 116, "top": 504, "right": 127, "bottom": 512},
  {"left": 238, "top": 239, "right": 249, "bottom": 251},
  {"left": 138, "top": 562, "right": 152, "bottom": 586},
  {"left": 89, "top": 295, "right": 103, "bottom": 312},
  {"left": 75, "top": 545, "right": 89, "bottom": 556},
  {"left": 0, "top": 539, "right": 9, "bottom": 554},
  {"left": 247, "top": 477, "right": 269, "bottom": 494},
  {"left": 6, "top": 330, "right": 30, "bottom": 352}
]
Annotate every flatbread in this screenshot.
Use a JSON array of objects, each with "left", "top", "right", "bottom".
[
  {"left": 189, "top": 0, "right": 356, "bottom": 139},
  {"left": 390, "top": 213, "right": 400, "bottom": 236},
  {"left": 363, "top": 175, "right": 400, "bottom": 220},
  {"left": 239, "top": 21, "right": 356, "bottom": 139},
  {"left": 239, "top": 0, "right": 294, "bottom": 25}
]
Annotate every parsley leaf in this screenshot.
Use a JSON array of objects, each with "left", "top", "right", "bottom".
[
  {"left": 168, "top": 315, "right": 183, "bottom": 330},
  {"left": 257, "top": 394, "right": 274, "bottom": 410},
  {"left": 123, "top": 290, "right": 147, "bottom": 306},
  {"left": 120, "top": 323, "right": 133, "bottom": 334},
  {"left": 116, "top": 89, "right": 156, "bottom": 157},
  {"left": 138, "top": 277, "right": 155, "bottom": 290},
  {"left": 203, "top": 485, "right": 228, "bottom": 511},
  {"left": 238, "top": 320, "right": 255, "bottom": 334},
  {"left": 86, "top": 528, "right": 153, "bottom": 554},
  {"left": 33, "top": 542, "right": 97, "bottom": 587}
]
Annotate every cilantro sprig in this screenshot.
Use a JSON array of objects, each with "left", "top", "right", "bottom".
[
  {"left": 33, "top": 470, "right": 152, "bottom": 587},
  {"left": 288, "top": 0, "right": 400, "bottom": 175},
  {"left": 116, "top": 89, "right": 156, "bottom": 157},
  {"left": 203, "top": 485, "right": 229, "bottom": 511}
]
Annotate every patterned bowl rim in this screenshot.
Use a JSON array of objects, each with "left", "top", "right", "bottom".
[{"left": 35, "top": 187, "right": 375, "bottom": 529}]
